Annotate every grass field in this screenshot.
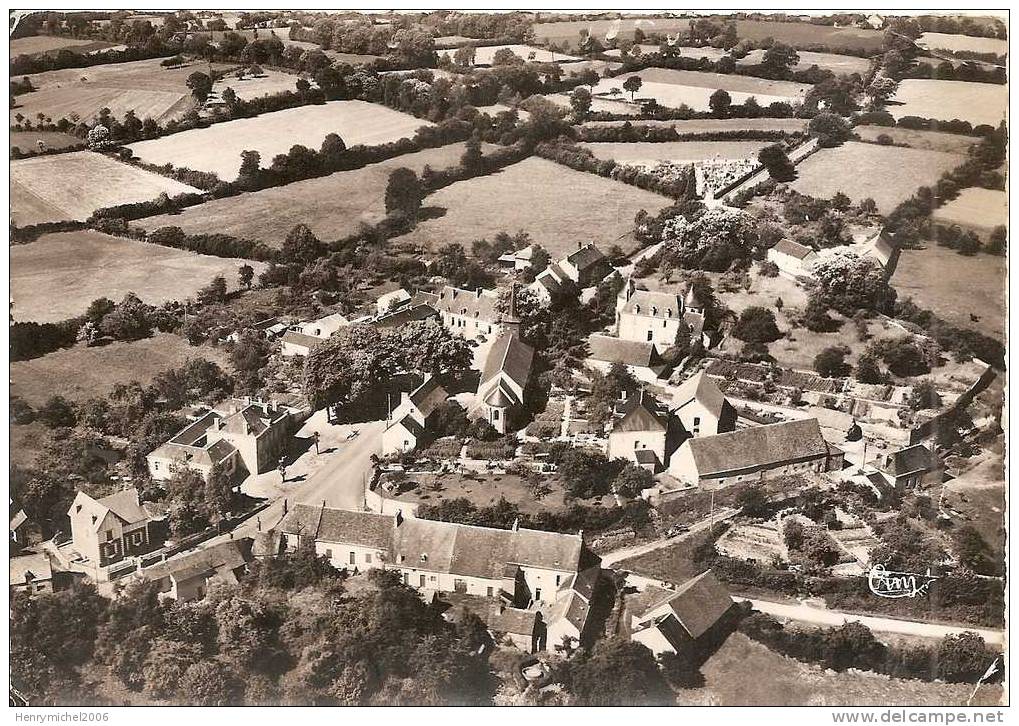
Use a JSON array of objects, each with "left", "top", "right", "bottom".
[
  {"left": 737, "top": 48, "right": 871, "bottom": 75},
  {"left": 606, "top": 45, "right": 733, "bottom": 62},
  {"left": 136, "top": 142, "right": 485, "bottom": 246},
  {"left": 591, "top": 68, "right": 812, "bottom": 111},
  {"left": 10, "top": 130, "right": 82, "bottom": 153},
  {"left": 11, "top": 151, "right": 202, "bottom": 226},
  {"left": 393, "top": 156, "right": 673, "bottom": 259},
  {"left": 888, "top": 79, "right": 1007, "bottom": 127},
  {"left": 918, "top": 32, "right": 1008, "bottom": 56},
  {"left": 853, "top": 124, "right": 979, "bottom": 154},
  {"left": 789, "top": 141, "right": 966, "bottom": 214},
  {"left": 579, "top": 140, "right": 770, "bottom": 165},
  {"left": 548, "top": 93, "right": 640, "bottom": 116},
  {"left": 10, "top": 58, "right": 224, "bottom": 126},
  {"left": 10, "top": 35, "right": 118, "bottom": 57},
  {"left": 127, "top": 100, "right": 432, "bottom": 181},
  {"left": 11, "top": 230, "right": 265, "bottom": 323},
  {"left": 892, "top": 242, "right": 1006, "bottom": 340},
  {"left": 734, "top": 19, "right": 884, "bottom": 53},
  {"left": 581, "top": 117, "right": 809, "bottom": 133},
  {"left": 439, "top": 43, "right": 581, "bottom": 65},
  {"left": 209, "top": 68, "right": 304, "bottom": 103},
  {"left": 10, "top": 333, "right": 231, "bottom": 407},
  {"left": 932, "top": 187, "right": 1008, "bottom": 235},
  {"left": 532, "top": 17, "right": 691, "bottom": 49}
]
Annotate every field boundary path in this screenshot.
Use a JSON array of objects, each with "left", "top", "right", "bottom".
[{"left": 722, "top": 136, "right": 819, "bottom": 202}]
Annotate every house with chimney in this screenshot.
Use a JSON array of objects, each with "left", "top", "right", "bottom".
[
  {"left": 872, "top": 443, "right": 942, "bottom": 491},
  {"left": 67, "top": 489, "right": 162, "bottom": 582},
  {"left": 146, "top": 398, "right": 296, "bottom": 481},
  {"left": 671, "top": 371, "right": 737, "bottom": 439},
  {"left": 630, "top": 570, "right": 734, "bottom": 657},
  {"left": 616, "top": 278, "right": 711, "bottom": 352},
  {"left": 435, "top": 285, "right": 503, "bottom": 341},
  {"left": 472, "top": 295, "right": 533, "bottom": 434},
  {"left": 138, "top": 539, "right": 253, "bottom": 602},
  {"left": 606, "top": 390, "right": 674, "bottom": 473},
  {"left": 381, "top": 376, "right": 451, "bottom": 456},
  {"left": 529, "top": 243, "right": 613, "bottom": 304}
]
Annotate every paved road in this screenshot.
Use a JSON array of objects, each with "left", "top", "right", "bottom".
[
  {"left": 600, "top": 508, "right": 737, "bottom": 567},
  {"left": 748, "top": 597, "right": 1005, "bottom": 646}
]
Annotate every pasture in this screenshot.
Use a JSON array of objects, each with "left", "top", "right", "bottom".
[
  {"left": 604, "top": 45, "right": 732, "bottom": 61},
  {"left": 737, "top": 48, "right": 871, "bottom": 75},
  {"left": 788, "top": 141, "right": 966, "bottom": 214},
  {"left": 918, "top": 32, "right": 1008, "bottom": 56},
  {"left": 126, "top": 100, "right": 432, "bottom": 181},
  {"left": 10, "top": 333, "right": 231, "bottom": 407},
  {"left": 532, "top": 17, "right": 691, "bottom": 49},
  {"left": 439, "top": 43, "right": 581, "bottom": 65},
  {"left": 136, "top": 142, "right": 485, "bottom": 246},
  {"left": 581, "top": 117, "right": 809, "bottom": 133},
  {"left": 853, "top": 125, "right": 978, "bottom": 154},
  {"left": 9, "top": 57, "right": 225, "bottom": 126},
  {"left": 888, "top": 79, "right": 1007, "bottom": 127},
  {"left": 10, "top": 35, "right": 118, "bottom": 57},
  {"left": 578, "top": 140, "right": 770, "bottom": 165},
  {"left": 548, "top": 92, "right": 640, "bottom": 116},
  {"left": 393, "top": 156, "right": 673, "bottom": 259},
  {"left": 11, "top": 230, "right": 264, "bottom": 323},
  {"left": 892, "top": 242, "right": 1005, "bottom": 340},
  {"left": 734, "top": 19, "right": 884, "bottom": 53},
  {"left": 11, "top": 152, "right": 201, "bottom": 226},
  {"left": 209, "top": 68, "right": 305, "bottom": 103},
  {"left": 591, "top": 68, "right": 812, "bottom": 111},
  {"left": 10, "top": 130, "right": 82, "bottom": 153},
  {"left": 932, "top": 187, "right": 1008, "bottom": 236}
]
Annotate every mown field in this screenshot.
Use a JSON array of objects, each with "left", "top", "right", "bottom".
[
  {"left": 10, "top": 333, "right": 231, "bottom": 406},
  {"left": 932, "top": 187, "right": 1008, "bottom": 236},
  {"left": 737, "top": 48, "right": 872, "bottom": 74},
  {"left": 393, "top": 156, "right": 673, "bottom": 259},
  {"left": 11, "top": 151, "right": 202, "bottom": 226},
  {"left": 127, "top": 100, "right": 432, "bottom": 181},
  {"left": 209, "top": 68, "right": 304, "bottom": 103},
  {"left": 10, "top": 130, "right": 82, "bottom": 153},
  {"left": 605, "top": 45, "right": 732, "bottom": 62},
  {"left": 892, "top": 242, "right": 1005, "bottom": 340},
  {"left": 581, "top": 117, "right": 809, "bottom": 133},
  {"left": 548, "top": 92, "right": 640, "bottom": 116},
  {"left": 10, "top": 57, "right": 224, "bottom": 126},
  {"left": 789, "top": 141, "right": 966, "bottom": 214},
  {"left": 591, "top": 68, "right": 812, "bottom": 111},
  {"left": 579, "top": 140, "right": 770, "bottom": 165},
  {"left": 733, "top": 19, "right": 884, "bottom": 53},
  {"left": 11, "top": 230, "right": 264, "bottom": 323},
  {"left": 439, "top": 43, "right": 581, "bottom": 65},
  {"left": 918, "top": 32, "right": 1008, "bottom": 56},
  {"left": 136, "top": 141, "right": 486, "bottom": 246},
  {"left": 853, "top": 124, "right": 979, "bottom": 154},
  {"left": 888, "top": 79, "right": 1007, "bottom": 127},
  {"left": 10, "top": 34, "right": 119, "bottom": 57},
  {"left": 532, "top": 17, "right": 691, "bottom": 49}
]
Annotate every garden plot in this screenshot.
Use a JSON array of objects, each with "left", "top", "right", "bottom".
[
  {"left": 591, "top": 68, "right": 812, "bottom": 111},
  {"left": 789, "top": 141, "right": 966, "bottom": 214},
  {"left": 127, "top": 100, "right": 432, "bottom": 181},
  {"left": 11, "top": 151, "right": 201, "bottom": 226},
  {"left": 887, "top": 79, "right": 1007, "bottom": 127}
]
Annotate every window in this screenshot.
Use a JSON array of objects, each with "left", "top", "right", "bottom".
[
  {"left": 492, "top": 409, "right": 500, "bottom": 420},
  {"left": 325, "top": 548, "right": 333, "bottom": 558},
  {"left": 419, "top": 574, "right": 426, "bottom": 587},
  {"left": 132, "top": 531, "right": 144, "bottom": 546},
  {"left": 106, "top": 531, "right": 114, "bottom": 541},
  {"left": 487, "top": 587, "right": 494, "bottom": 597},
  {"left": 663, "top": 320, "right": 667, "bottom": 328},
  {"left": 556, "top": 575, "right": 561, "bottom": 586},
  {"left": 365, "top": 553, "right": 372, "bottom": 564},
  {"left": 647, "top": 331, "right": 653, "bottom": 342},
  {"left": 349, "top": 551, "right": 355, "bottom": 565},
  {"left": 535, "top": 588, "right": 542, "bottom": 602}
]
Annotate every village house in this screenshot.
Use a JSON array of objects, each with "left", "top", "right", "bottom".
[
  {"left": 67, "top": 489, "right": 162, "bottom": 582},
  {"left": 616, "top": 278, "right": 710, "bottom": 352},
  {"left": 489, "top": 605, "right": 543, "bottom": 653},
  {"left": 10, "top": 552, "right": 56, "bottom": 596},
  {"left": 280, "top": 311, "right": 351, "bottom": 356},
  {"left": 373, "top": 291, "right": 439, "bottom": 329},
  {"left": 473, "top": 299, "right": 533, "bottom": 434},
  {"left": 629, "top": 570, "right": 734, "bottom": 657},
  {"left": 668, "top": 417, "right": 845, "bottom": 489},
  {"left": 435, "top": 285, "right": 503, "bottom": 341},
  {"left": 529, "top": 243, "right": 613, "bottom": 304},
  {"left": 381, "top": 376, "right": 451, "bottom": 456},
  {"left": 873, "top": 443, "right": 943, "bottom": 491},
  {"left": 606, "top": 390, "right": 673, "bottom": 472},
  {"left": 376, "top": 288, "right": 412, "bottom": 315},
  {"left": 671, "top": 371, "right": 737, "bottom": 438},
  {"left": 139, "top": 539, "right": 253, "bottom": 602},
  {"left": 767, "top": 238, "right": 819, "bottom": 279},
  {"left": 545, "top": 565, "right": 600, "bottom": 652},
  {"left": 146, "top": 398, "right": 295, "bottom": 481},
  {"left": 497, "top": 243, "right": 539, "bottom": 271},
  {"left": 279, "top": 505, "right": 590, "bottom": 609},
  {"left": 586, "top": 334, "right": 670, "bottom": 384}
]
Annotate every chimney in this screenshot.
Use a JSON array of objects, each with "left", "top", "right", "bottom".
[
  {"left": 511, "top": 517, "right": 519, "bottom": 532},
  {"left": 476, "top": 288, "right": 483, "bottom": 299},
  {"left": 395, "top": 509, "right": 404, "bottom": 526}
]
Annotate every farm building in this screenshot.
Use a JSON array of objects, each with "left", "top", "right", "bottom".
[
  {"left": 767, "top": 238, "right": 818, "bottom": 279},
  {"left": 670, "top": 371, "right": 737, "bottom": 438},
  {"left": 10, "top": 552, "right": 56, "bottom": 596},
  {"left": 529, "top": 243, "right": 614, "bottom": 304},
  {"left": 606, "top": 390, "right": 673, "bottom": 472},
  {"left": 630, "top": 570, "right": 735, "bottom": 657},
  {"left": 586, "top": 334, "right": 670, "bottom": 383},
  {"left": 138, "top": 539, "right": 253, "bottom": 603},
  {"left": 381, "top": 376, "right": 450, "bottom": 457},
  {"left": 873, "top": 443, "right": 943, "bottom": 491}
]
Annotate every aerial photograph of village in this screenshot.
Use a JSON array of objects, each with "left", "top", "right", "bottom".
[{"left": 7, "top": 7, "right": 1008, "bottom": 712}]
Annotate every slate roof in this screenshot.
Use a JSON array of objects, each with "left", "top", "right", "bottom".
[
  {"left": 169, "top": 412, "right": 221, "bottom": 446},
  {"left": 484, "top": 384, "right": 518, "bottom": 407},
  {"left": 388, "top": 414, "right": 426, "bottom": 440},
  {"left": 685, "top": 418, "right": 831, "bottom": 477},
  {"left": 641, "top": 570, "right": 733, "bottom": 640},
  {"left": 97, "top": 489, "right": 149, "bottom": 525},
  {"left": 587, "top": 334, "right": 662, "bottom": 368},
  {"left": 10, "top": 552, "right": 53, "bottom": 586},
  {"left": 672, "top": 372, "right": 732, "bottom": 422},
  {"left": 281, "top": 330, "right": 324, "bottom": 349},
  {"left": 881, "top": 443, "right": 939, "bottom": 477},
  {"left": 373, "top": 303, "right": 438, "bottom": 329},
  {"left": 142, "top": 539, "right": 251, "bottom": 584},
  {"left": 436, "top": 286, "right": 501, "bottom": 322},
  {"left": 489, "top": 606, "right": 538, "bottom": 636},
  {"left": 533, "top": 270, "right": 565, "bottom": 295},
  {"left": 565, "top": 243, "right": 607, "bottom": 272},
  {"left": 281, "top": 505, "right": 394, "bottom": 550},
  {"left": 772, "top": 238, "right": 816, "bottom": 260},
  {"left": 481, "top": 332, "right": 534, "bottom": 390},
  {"left": 619, "top": 289, "right": 682, "bottom": 318},
  {"left": 408, "top": 377, "right": 448, "bottom": 418},
  {"left": 635, "top": 449, "right": 660, "bottom": 465},
  {"left": 613, "top": 390, "right": 668, "bottom": 433}
]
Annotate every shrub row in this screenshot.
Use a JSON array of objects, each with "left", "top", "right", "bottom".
[
  {"left": 535, "top": 141, "right": 695, "bottom": 198},
  {"left": 574, "top": 124, "right": 795, "bottom": 144}
]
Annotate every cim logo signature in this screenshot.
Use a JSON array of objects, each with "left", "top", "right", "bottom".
[{"left": 867, "top": 564, "right": 939, "bottom": 599}]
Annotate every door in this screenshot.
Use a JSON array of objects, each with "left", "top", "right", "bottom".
[
  {"left": 454, "top": 579, "right": 467, "bottom": 593},
  {"left": 419, "top": 574, "right": 426, "bottom": 588}
]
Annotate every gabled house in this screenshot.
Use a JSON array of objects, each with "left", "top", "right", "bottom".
[
  {"left": 435, "top": 285, "right": 503, "bottom": 341},
  {"left": 489, "top": 605, "right": 542, "bottom": 653},
  {"left": 529, "top": 243, "right": 612, "bottom": 304},
  {"left": 586, "top": 334, "right": 670, "bottom": 384},
  {"left": 668, "top": 418, "right": 844, "bottom": 489},
  {"left": 874, "top": 443, "right": 942, "bottom": 491},
  {"left": 767, "top": 238, "right": 818, "bottom": 279},
  {"left": 376, "top": 288, "right": 412, "bottom": 315},
  {"left": 606, "top": 390, "right": 672, "bottom": 472},
  {"left": 139, "top": 539, "right": 253, "bottom": 602},
  {"left": 280, "top": 311, "right": 350, "bottom": 356},
  {"left": 373, "top": 291, "right": 438, "bottom": 329},
  {"left": 616, "top": 278, "right": 709, "bottom": 352},
  {"left": 630, "top": 570, "right": 734, "bottom": 657},
  {"left": 382, "top": 376, "right": 451, "bottom": 456},
  {"left": 68, "top": 489, "right": 161, "bottom": 582},
  {"left": 473, "top": 298, "right": 533, "bottom": 434},
  {"left": 498, "top": 244, "right": 538, "bottom": 271},
  {"left": 671, "top": 371, "right": 737, "bottom": 438},
  {"left": 10, "top": 552, "right": 55, "bottom": 595},
  {"left": 546, "top": 565, "right": 600, "bottom": 652}
]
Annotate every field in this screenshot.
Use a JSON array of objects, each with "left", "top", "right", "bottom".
[
  {"left": 10, "top": 333, "right": 232, "bottom": 407},
  {"left": 579, "top": 140, "right": 770, "bottom": 165},
  {"left": 532, "top": 17, "right": 691, "bottom": 49},
  {"left": 591, "top": 68, "right": 812, "bottom": 111},
  {"left": 853, "top": 124, "right": 978, "bottom": 154},
  {"left": 606, "top": 45, "right": 732, "bottom": 62},
  {"left": 136, "top": 142, "right": 485, "bottom": 246},
  {"left": 548, "top": 93, "right": 640, "bottom": 116},
  {"left": 10, "top": 130, "right": 82, "bottom": 153},
  {"left": 932, "top": 187, "right": 1008, "bottom": 236},
  {"left": 918, "top": 32, "right": 1008, "bottom": 56},
  {"left": 126, "top": 100, "right": 432, "bottom": 181},
  {"left": 209, "top": 68, "right": 304, "bottom": 103},
  {"left": 393, "top": 156, "right": 673, "bottom": 259},
  {"left": 734, "top": 19, "right": 884, "bottom": 53},
  {"left": 11, "top": 230, "right": 265, "bottom": 323},
  {"left": 10, "top": 57, "right": 224, "bottom": 126},
  {"left": 789, "top": 141, "right": 966, "bottom": 214},
  {"left": 892, "top": 242, "right": 1006, "bottom": 340},
  {"left": 439, "top": 43, "right": 581, "bottom": 65},
  {"left": 581, "top": 117, "right": 809, "bottom": 133},
  {"left": 11, "top": 152, "right": 202, "bottom": 226},
  {"left": 10, "top": 35, "right": 118, "bottom": 57},
  {"left": 888, "top": 79, "right": 1007, "bottom": 127},
  {"left": 737, "top": 48, "right": 871, "bottom": 75}
]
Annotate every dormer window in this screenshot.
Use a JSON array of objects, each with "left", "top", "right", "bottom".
[
  {"left": 420, "top": 553, "right": 428, "bottom": 562},
  {"left": 634, "top": 304, "right": 641, "bottom": 314},
  {"left": 667, "top": 309, "right": 673, "bottom": 317}
]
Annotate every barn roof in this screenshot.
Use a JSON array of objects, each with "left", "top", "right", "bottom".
[
  {"left": 772, "top": 238, "right": 816, "bottom": 260},
  {"left": 686, "top": 418, "right": 831, "bottom": 476},
  {"left": 640, "top": 570, "right": 733, "bottom": 639},
  {"left": 613, "top": 390, "right": 668, "bottom": 433},
  {"left": 587, "top": 334, "right": 662, "bottom": 368}
]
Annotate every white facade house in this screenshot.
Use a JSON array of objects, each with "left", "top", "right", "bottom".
[
  {"left": 768, "top": 238, "right": 818, "bottom": 279},
  {"left": 615, "top": 278, "right": 710, "bottom": 353},
  {"left": 279, "top": 311, "right": 351, "bottom": 356},
  {"left": 670, "top": 372, "right": 737, "bottom": 438},
  {"left": 434, "top": 285, "right": 503, "bottom": 341},
  {"left": 381, "top": 376, "right": 450, "bottom": 456},
  {"left": 630, "top": 571, "right": 734, "bottom": 657},
  {"left": 376, "top": 288, "right": 412, "bottom": 315},
  {"left": 529, "top": 243, "right": 612, "bottom": 305},
  {"left": 606, "top": 390, "right": 671, "bottom": 472}
]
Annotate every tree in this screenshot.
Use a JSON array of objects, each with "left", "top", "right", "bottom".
[
  {"left": 821, "top": 622, "right": 886, "bottom": 672},
  {"left": 142, "top": 639, "right": 204, "bottom": 699},
  {"left": 569, "top": 86, "right": 592, "bottom": 121},
  {"left": 281, "top": 224, "right": 325, "bottom": 265},
  {"left": 452, "top": 43, "right": 476, "bottom": 68},
  {"left": 197, "top": 276, "right": 228, "bottom": 306},
  {"left": 86, "top": 124, "right": 111, "bottom": 149},
  {"left": 385, "top": 167, "right": 423, "bottom": 219},
  {"left": 566, "top": 638, "right": 672, "bottom": 706},
  {"left": 855, "top": 353, "right": 884, "bottom": 384},
  {"left": 814, "top": 345, "right": 851, "bottom": 378},
  {"left": 732, "top": 307, "right": 781, "bottom": 344},
  {"left": 179, "top": 659, "right": 243, "bottom": 705},
  {"left": 38, "top": 395, "right": 76, "bottom": 428},
  {"left": 736, "top": 486, "right": 769, "bottom": 516},
  {"left": 238, "top": 150, "right": 262, "bottom": 182},
  {"left": 396, "top": 319, "right": 473, "bottom": 378},
  {"left": 808, "top": 112, "right": 852, "bottom": 148},
  {"left": 100, "top": 293, "right": 154, "bottom": 341},
  {"left": 709, "top": 88, "right": 732, "bottom": 116},
  {"left": 758, "top": 144, "right": 796, "bottom": 181},
  {"left": 238, "top": 264, "right": 254, "bottom": 289},
  {"left": 622, "top": 75, "right": 643, "bottom": 101},
  {"left": 460, "top": 133, "right": 484, "bottom": 174},
  {"left": 613, "top": 464, "right": 653, "bottom": 498},
  {"left": 761, "top": 42, "right": 800, "bottom": 74},
  {"left": 906, "top": 379, "right": 942, "bottom": 410},
  {"left": 186, "top": 71, "right": 213, "bottom": 103},
  {"left": 937, "top": 632, "right": 992, "bottom": 684},
  {"left": 558, "top": 448, "right": 618, "bottom": 499},
  {"left": 811, "top": 251, "right": 896, "bottom": 315},
  {"left": 319, "top": 133, "right": 346, "bottom": 165}
]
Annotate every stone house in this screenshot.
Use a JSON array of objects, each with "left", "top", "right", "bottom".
[
  {"left": 630, "top": 570, "right": 734, "bottom": 657},
  {"left": 381, "top": 376, "right": 450, "bottom": 456},
  {"left": 67, "top": 489, "right": 162, "bottom": 582}
]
